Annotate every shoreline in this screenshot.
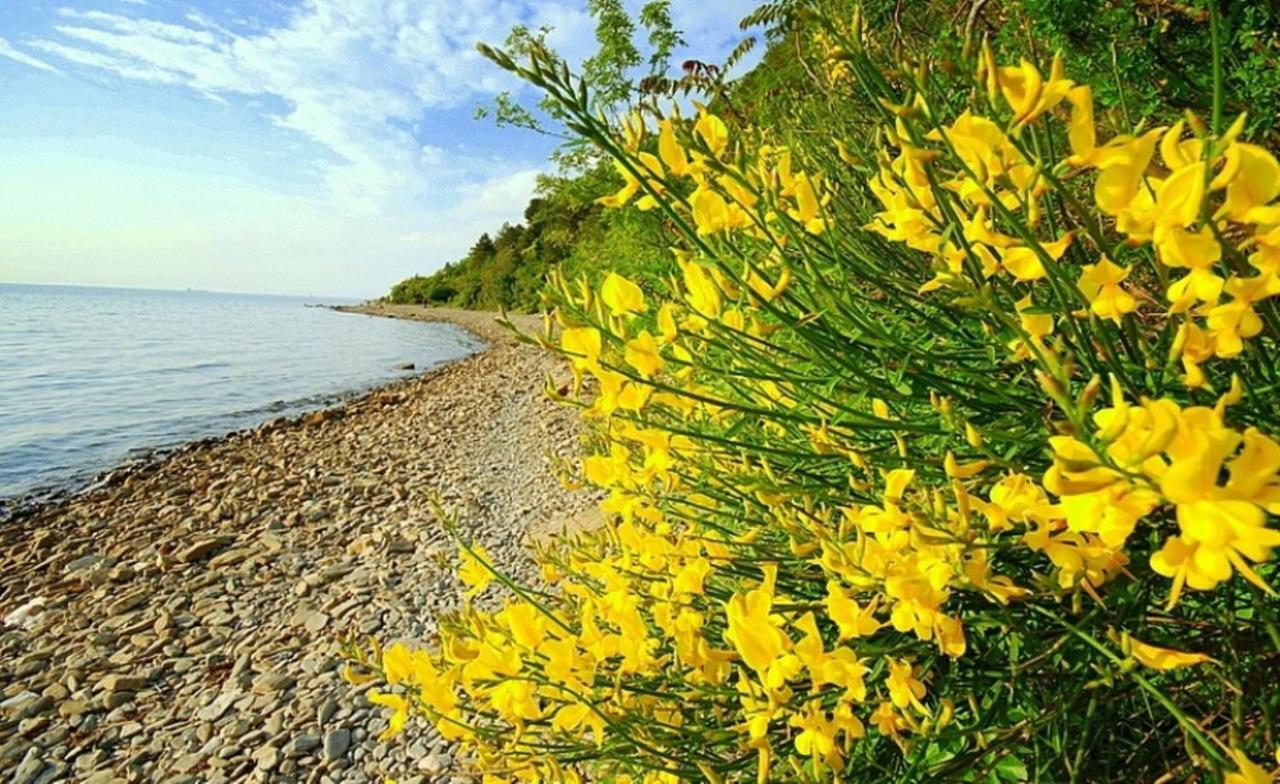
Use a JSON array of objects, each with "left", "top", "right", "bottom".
[
  {"left": 0, "top": 305, "right": 483, "bottom": 524},
  {"left": 0, "top": 305, "right": 594, "bottom": 784}
]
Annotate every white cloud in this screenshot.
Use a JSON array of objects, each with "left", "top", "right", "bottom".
[
  {"left": 26, "top": 2, "right": 565, "bottom": 212},
  {"left": 22, "top": 2, "right": 756, "bottom": 209},
  {"left": 0, "top": 36, "right": 61, "bottom": 73},
  {"left": 4, "top": 2, "right": 760, "bottom": 294}
]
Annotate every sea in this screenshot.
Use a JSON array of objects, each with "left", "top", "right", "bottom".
[{"left": 0, "top": 283, "right": 480, "bottom": 505}]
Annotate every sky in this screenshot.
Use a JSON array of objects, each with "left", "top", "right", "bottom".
[{"left": 0, "top": 1, "right": 759, "bottom": 298}]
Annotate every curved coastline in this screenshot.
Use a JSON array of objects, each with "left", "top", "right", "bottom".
[
  {"left": 0, "top": 305, "right": 593, "bottom": 783},
  {"left": 0, "top": 305, "right": 482, "bottom": 522}
]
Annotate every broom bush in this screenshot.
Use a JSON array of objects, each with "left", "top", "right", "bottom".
[{"left": 347, "top": 3, "right": 1280, "bottom": 780}]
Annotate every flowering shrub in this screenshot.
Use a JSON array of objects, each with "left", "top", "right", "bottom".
[{"left": 347, "top": 7, "right": 1280, "bottom": 782}]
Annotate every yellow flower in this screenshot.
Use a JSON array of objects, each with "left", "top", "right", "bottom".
[
  {"left": 1063, "top": 85, "right": 1096, "bottom": 166},
  {"left": 997, "top": 55, "right": 1071, "bottom": 128},
  {"left": 694, "top": 111, "right": 728, "bottom": 158},
  {"left": 788, "top": 172, "right": 827, "bottom": 234},
  {"left": 745, "top": 266, "right": 792, "bottom": 303},
  {"left": 1077, "top": 257, "right": 1137, "bottom": 323},
  {"left": 458, "top": 545, "right": 495, "bottom": 597},
  {"left": 680, "top": 259, "right": 722, "bottom": 319},
  {"left": 870, "top": 701, "right": 905, "bottom": 738},
  {"left": 1093, "top": 128, "right": 1162, "bottom": 219},
  {"left": 826, "top": 581, "right": 881, "bottom": 639},
  {"left": 1000, "top": 233, "right": 1072, "bottom": 282},
  {"left": 381, "top": 642, "right": 414, "bottom": 686},
  {"left": 1219, "top": 142, "right": 1280, "bottom": 221},
  {"left": 885, "top": 659, "right": 927, "bottom": 712},
  {"left": 499, "top": 601, "right": 548, "bottom": 650},
  {"left": 551, "top": 702, "right": 607, "bottom": 746},
  {"left": 1147, "top": 410, "right": 1280, "bottom": 604},
  {"left": 582, "top": 444, "right": 631, "bottom": 488},
  {"left": 723, "top": 566, "right": 787, "bottom": 676},
  {"left": 1206, "top": 274, "right": 1280, "bottom": 357},
  {"left": 598, "top": 159, "right": 640, "bottom": 208},
  {"left": 1225, "top": 748, "right": 1277, "bottom": 784},
  {"left": 1172, "top": 320, "right": 1216, "bottom": 388},
  {"left": 788, "top": 703, "right": 836, "bottom": 759},
  {"left": 624, "top": 330, "right": 664, "bottom": 379},
  {"left": 367, "top": 690, "right": 409, "bottom": 740},
  {"left": 600, "top": 272, "right": 647, "bottom": 317},
  {"left": 657, "top": 119, "right": 689, "bottom": 177},
  {"left": 691, "top": 186, "right": 731, "bottom": 236},
  {"left": 1121, "top": 634, "right": 1211, "bottom": 671},
  {"left": 489, "top": 679, "right": 540, "bottom": 721},
  {"left": 561, "top": 326, "right": 602, "bottom": 387},
  {"left": 1154, "top": 161, "right": 1206, "bottom": 231}
]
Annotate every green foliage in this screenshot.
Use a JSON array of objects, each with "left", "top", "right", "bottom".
[
  {"left": 394, "top": 0, "right": 1279, "bottom": 315},
  {"left": 385, "top": 169, "right": 670, "bottom": 312},
  {"left": 584, "top": 0, "right": 644, "bottom": 109},
  {"left": 639, "top": 1, "right": 685, "bottom": 76},
  {"left": 1014, "top": 0, "right": 1280, "bottom": 142}
]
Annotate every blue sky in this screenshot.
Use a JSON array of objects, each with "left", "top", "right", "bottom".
[{"left": 0, "top": 1, "right": 759, "bottom": 297}]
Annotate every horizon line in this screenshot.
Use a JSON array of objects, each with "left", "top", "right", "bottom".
[{"left": 0, "top": 279, "right": 375, "bottom": 302}]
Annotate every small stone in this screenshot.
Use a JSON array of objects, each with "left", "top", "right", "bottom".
[
  {"left": 229, "top": 653, "right": 251, "bottom": 680},
  {"left": 103, "top": 692, "right": 133, "bottom": 709},
  {"left": 12, "top": 749, "right": 44, "bottom": 784},
  {"left": 97, "top": 674, "right": 147, "bottom": 693},
  {"left": 173, "top": 752, "right": 205, "bottom": 774},
  {"left": 0, "top": 691, "right": 37, "bottom": 714},
  {"left": 207, "top": 548, "right": 252, "bottom": 569},
  {"left": 251, "top": 745, "right": 280, "bottom": 772},
  {"left": 74, "top": 749, "right": 107, "bottom": 773},
  {"left": 177, "top": 537, "right": 229, "bottom": 564},
  {"left": 386, "top": 538, "right": 414, "bottom": 554},
  {"left": 418, "top": 751, "right": 452, "bottom": 774},
  {"left": 107, "top": 592, "right": 147, "bottom": 616},
  {"left": 304, "top": 612, "right": 330, "bottom": 634},
  {"left": 198, "top": 694, "right": 236, "bottom": 722},
  {"left": 288, "top": 734, "right": 320, "bottom": 757},
  {"left": 65, "top": 554, "right": 104, "bottom": 573},
  {"left": 322, "top": 729, "right": 350, "bottom": 761},
  {"left": 41, "top": 683, "right": 69, "bottom": 701},
  {"left": 317, "top": 697, "right": 337, "bottom": 727},
  {"left": 250, "top": 671, "right": 295, "bottom": 695},
  {"left": 19, "top": 695, "right": 53, "bottom": 719}
]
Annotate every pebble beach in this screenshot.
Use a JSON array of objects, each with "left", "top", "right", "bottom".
[{"left": 0, "top": 305, "right": 596, "bottom": 784}]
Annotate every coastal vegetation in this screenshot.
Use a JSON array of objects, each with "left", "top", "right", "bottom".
[
  {"left": 384, "top": 0, "right": 1280, "bottom": 313},
  {"left": 355, "top": 1, "right": 1280, "bottom": 782}
]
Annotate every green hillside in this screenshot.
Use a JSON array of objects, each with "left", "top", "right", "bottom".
[{"left": 384, "top": 0, "right": 1280, "bottom": 313}]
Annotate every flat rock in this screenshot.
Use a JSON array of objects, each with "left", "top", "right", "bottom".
[
  {"left": 177, "top": 537, "right": 231, "bottom": 563},
  {"left": 251, "top": 745, "right": 280, "bottom": 772},
  {"left": 323, "top": 728, "right": 351, "bottom": 761},
  {"left": 97, "top": 674, "right": 147, "bottom": 693},
  {"left": 288, "top": 733, "right": 321, "bottom": 757},
  {"left": 65, "top": 554, "right": 105, "bottom": 573},
  {"left": 250, "top": 671, "right": 295, "bottom": 695}
]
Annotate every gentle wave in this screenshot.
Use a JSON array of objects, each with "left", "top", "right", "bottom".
[{"left": 0, "top": 284, "right": 479, "bottom": 502}]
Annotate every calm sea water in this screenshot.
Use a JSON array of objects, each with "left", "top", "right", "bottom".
[{"left": 0, "top": 284, "right": 480, "bottom": 501}]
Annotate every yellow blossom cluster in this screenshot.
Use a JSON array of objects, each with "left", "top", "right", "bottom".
[
  {"left": 348, "top": 27, "right": 1280, "bottom": 784},
  {"left": 600, "top": 107, "right": 831, "bottom": 239},
  {"left": 868, "top": 46, "right": 1280, "bottom": 391}
]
